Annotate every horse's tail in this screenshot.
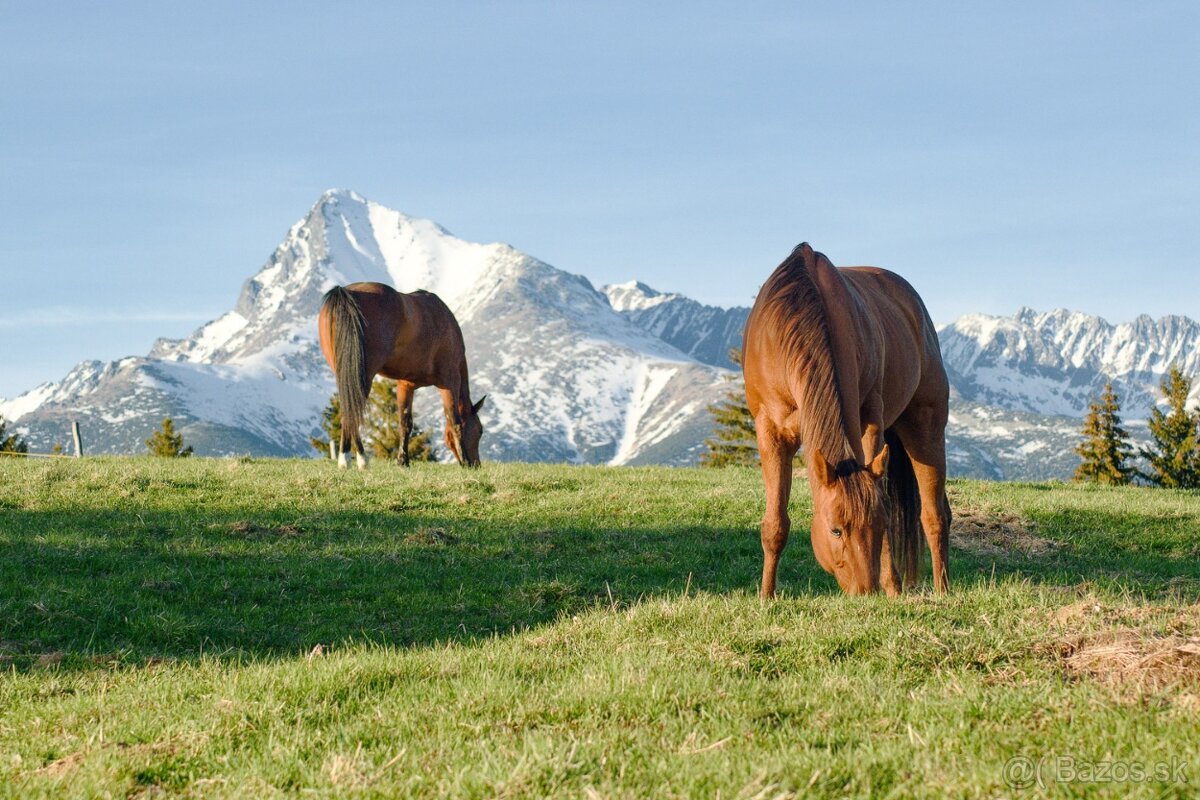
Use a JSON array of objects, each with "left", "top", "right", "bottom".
[
  {"left": 885, "top": 428, "right": 923, "bottom": 589},
  {"left": 322, "top": 286, "right": 370, "bottom": 444}
]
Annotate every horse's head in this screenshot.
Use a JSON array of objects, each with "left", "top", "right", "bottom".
[
  {"left": 808, "top": 445, "right": 890, "bottom": 595},
  {"left": 446, "top": 395, "right": 486, "bottom": 468}
]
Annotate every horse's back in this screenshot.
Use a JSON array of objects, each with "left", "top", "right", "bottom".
[
  {"left": 743, "top": 255, "right": 946, "bottom": 423},
  {"left": 841, "top": 266, "right": 948, "bottom": 416},
  {"left": 840, "top": 267, "right": 940, "bottom": 353},
  {"left": 334, "top": 284, "right": 466, "bottom": 388},
  {"left": 340, "top": 283, "right": 460, "bottom": 340}
]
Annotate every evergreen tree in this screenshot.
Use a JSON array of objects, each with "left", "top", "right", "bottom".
[
  {"left": 1139, "top": 365, "right": 1200, "bottom": 489},
  {"left": 700, "top": 348, "right": 758, "bottom": 467},
  {"left": 364, "top": 378, "right": 437, "bottom": 463},
  {"left": 310, "top": 393, "right": 342, "bottom": 456},
  {"left": 145, "top": 417, "right": 193, "bottom": 457},
  {"left": 402, "top": 422, "right": 437, "bottom": 464},
  {"left": 1074, "top": 382, "right": 1135, "bottom": 485},
  {"left": 0, "top": 416, "right": 28, "bottom": 454}
]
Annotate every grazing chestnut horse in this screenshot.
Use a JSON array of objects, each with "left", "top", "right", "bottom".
[
  {"left": 318, "top": 283, "right": 486, "bottom": 468},
  {"left": 743, "top": 243, "right": 951, "bottom": 597}
]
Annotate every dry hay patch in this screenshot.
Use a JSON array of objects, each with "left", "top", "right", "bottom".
[
  {"left": 1052, "top": 602, "right": 1200, "bottom": 707},
  {"left": 1060, "top": 631, "right": 1200, "bottom": 704},
  {"left": 949, "top": 506, "right": 1057, "bottom": 557}
]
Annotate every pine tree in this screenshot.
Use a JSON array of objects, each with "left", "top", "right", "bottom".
[
  {"left": 0, "top": 416, "right": 28, "bottom": 454},
  {"left": 1139, "top": 365, "right": 1200, "bottom": 489},
  {"left": 700, "top": 348, "right": 758, "bottom": 467},
  {"left": 310, "top": 393, "right": 342, "bottom": 457},
  {"left": 403, "top": 423, "right": 436, "bottom": 463},
  {"left": 364, "top": 378, "right": 437, "bottom": 463},
  {"left": 1074, "top": 382, "right": 1135, "bottom": 485},
  {"left": 145, "top": 417, "right": 193, "bottom": 457}
]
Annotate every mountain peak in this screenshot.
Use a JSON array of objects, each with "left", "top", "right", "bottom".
[
  {"left": 4, "top": 193, "right": 734, "bottom": 465},
  {"left": 603, "top": 281, "right": 675, "bottom": 312},
  {"left": 318, "top": 187, "right": 366, "bottom": 204},
  {"left": 940, "top": 306, "right": 1200, "bottom": 418}
]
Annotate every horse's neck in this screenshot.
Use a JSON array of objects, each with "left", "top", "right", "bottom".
[{"left": 455, "top": 363, "right": 472, "bottom": 413}]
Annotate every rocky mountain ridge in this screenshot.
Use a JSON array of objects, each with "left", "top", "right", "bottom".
[{"left": 3, "top": 190, "right": 1195, "bottom": 479}]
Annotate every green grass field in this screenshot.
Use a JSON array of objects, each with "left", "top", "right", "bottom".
[{"left": 1, "top": 457, "right": 1198, "bottom": 798}]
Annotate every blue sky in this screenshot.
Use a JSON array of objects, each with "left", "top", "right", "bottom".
[{"left": 2, "top": 2, "right": 1198, "bottom": 399}]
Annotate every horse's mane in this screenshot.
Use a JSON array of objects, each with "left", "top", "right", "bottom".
[{"left": 757, "top": 245, "right": 876, "bottom": 507}]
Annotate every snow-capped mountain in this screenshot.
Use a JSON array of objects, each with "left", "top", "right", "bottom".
[
  {"left": 939, "top": 308, "right": 1200, "bottom": 419},
  {"left": 2, "top": 190, "right": 1195, "bottom": 479},
  {"left": 2, "top": 190, "right": 728, "bottom": 465},
  {"left": 943, "top": 398, "right": 1092, "bottom": 481},
  {"left": 602, "top": 282, "right": 750, "bottom": 369},
  {"left": 933, "top": 307, "right": 1200, "bottom": 479}
]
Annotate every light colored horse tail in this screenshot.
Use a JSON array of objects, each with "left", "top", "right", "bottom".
[
  {"left": 885, "top": 428, "right": 923, "bottom": 588},
  {"left": 322, "top": 286, "right": 370, "bottom": 446}
]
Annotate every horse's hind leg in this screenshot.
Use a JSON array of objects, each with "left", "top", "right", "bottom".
[
  {"left": 338, "top": 427, "right": 351, "bottom": 469},
  {"left": 756, "top": 418, "right": 797, "bottom": 599},
  {"left": 354, "top": 430, "right": 368, "bottom": 470},
  {"left": 397, "top": 381, "right": 415, "bottom": 466}
]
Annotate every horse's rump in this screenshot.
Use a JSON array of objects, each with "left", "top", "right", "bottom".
[{"left": 320, "top": 286, "right": 371, "bottom": 440}]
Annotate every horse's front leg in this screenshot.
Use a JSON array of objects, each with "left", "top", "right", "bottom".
[
  {"left": 439, "top": 387, "right": 465, "bottom": 466},
  {"left": 756, "top": 418, "right": 797, "bottom": 599},
  {"left": 861, "top": 396, "right": 900, "bottom": 596},
  {"left": 397, "top": 381, "right": 415, "bottom": 466}
]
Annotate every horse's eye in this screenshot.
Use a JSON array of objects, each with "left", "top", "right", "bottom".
[{"left": 830, "top": 527, "right": 844, "bottom": 539}]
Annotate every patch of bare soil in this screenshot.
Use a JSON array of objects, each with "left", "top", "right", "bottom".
[
  {"left": 224, "top": 520, "right": 303, "bottom": 538},
  {"left": 403, "top": 527, "right": 458, "bottom": 546},
  {"left": 948, "top": 507, "right": 1057, "bottom": 557},
  {"left": 34, "top": 739, "right": 183, "bottom": 779}
]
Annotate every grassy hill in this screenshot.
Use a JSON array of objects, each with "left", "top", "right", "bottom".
[{"left": 1, "top": 457, "right": 1197, "bottom": 797}]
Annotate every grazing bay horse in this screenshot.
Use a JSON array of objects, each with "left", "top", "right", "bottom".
[
  {"left": 743, "top": 243, "right": 951, "bottom": 597},
  {"left": 318, "top": 283, "right": 486, "bottom": 468}
]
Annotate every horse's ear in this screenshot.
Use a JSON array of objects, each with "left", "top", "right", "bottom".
[
  {"left": 867, "top": 444, "right": 890, "bottom": 480},
  {"left": 810, "top": 450, "right": 837, "bottom": 487},
  {"left": 472, "top": 395, "right": 487, "bottom": 414}
]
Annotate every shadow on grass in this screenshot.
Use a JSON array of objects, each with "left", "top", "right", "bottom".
[
  {"left": 1, "top": 503, "right": 1195, "bottom": 669},
  {"left": 0, "top": 507, "right": 816, "bottom": 667},
  {"left": 950, "top": 505, "right": 1200, "bottom": 599}
]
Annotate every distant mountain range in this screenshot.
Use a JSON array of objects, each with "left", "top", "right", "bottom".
[{"left": 3, "top": 190, "right": 1196, "bottom": 479}]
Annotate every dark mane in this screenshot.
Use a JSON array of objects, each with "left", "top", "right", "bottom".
[
  {"left": 756, "top": 244, "right": 857, "bottom": 465},
  {"left": 755, "top": 243, "right": 878, "bottom": 522}
]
